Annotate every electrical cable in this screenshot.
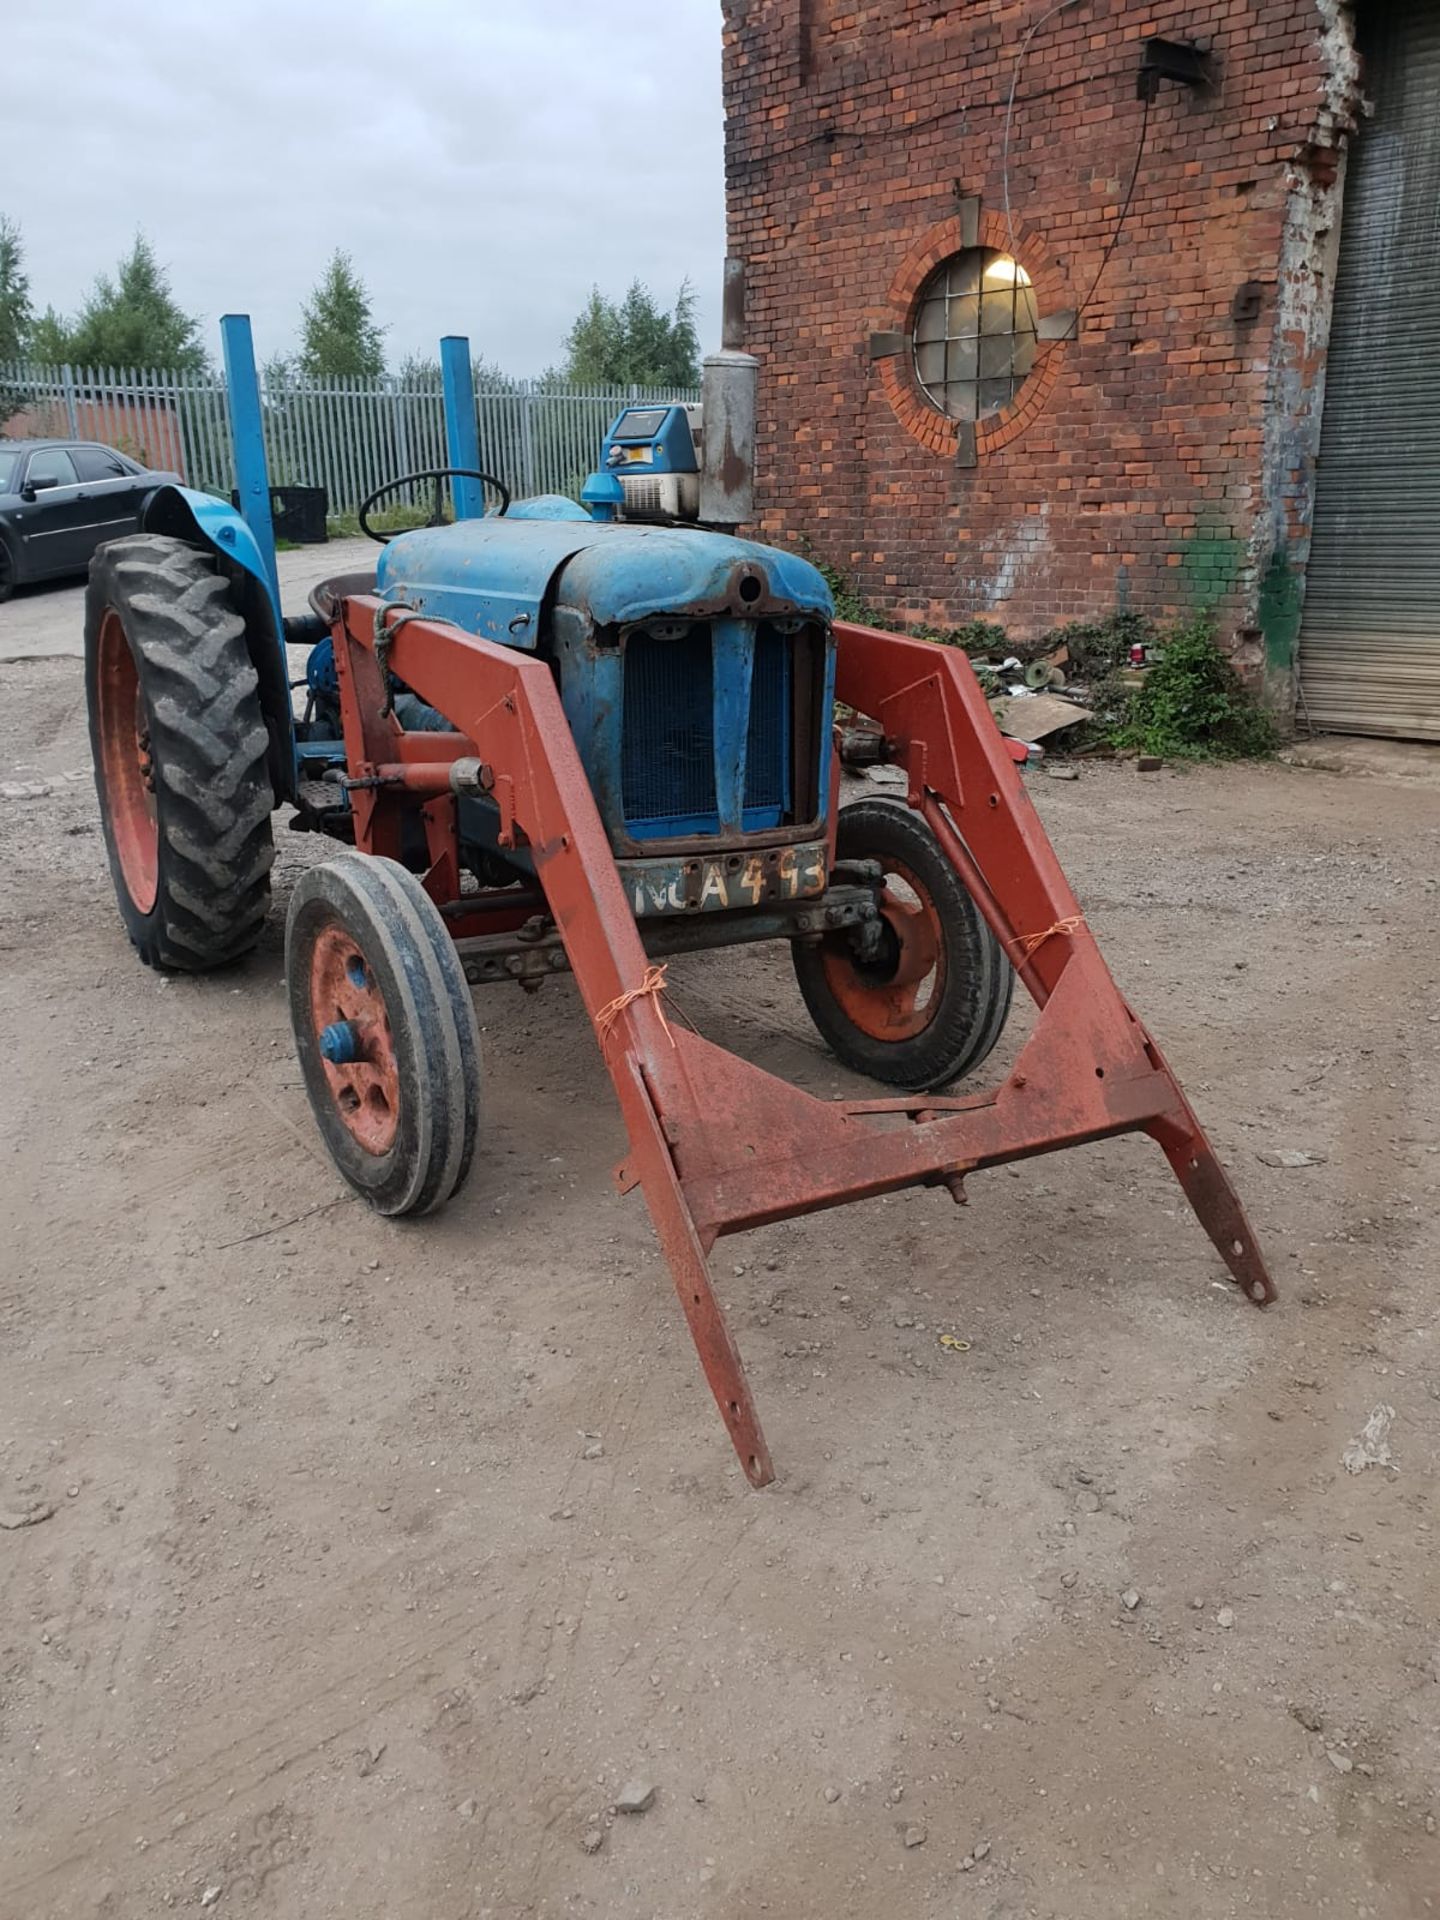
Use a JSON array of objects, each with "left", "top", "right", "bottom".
[
  {"left": 1054, "top": 90, "right": 1152, "bottom": 345},
  {"left": 1001, "top": 0, "right": 1087, "bottom": 260},
  {"left": 1008, "top": 87, "right": 1149, "bottom": 430},
  {"left": 724, "top": 66, "right": 1113, "bottom": 174},
  {"left": 997, "top": 0, "right": 1154, "bottom": 368}
]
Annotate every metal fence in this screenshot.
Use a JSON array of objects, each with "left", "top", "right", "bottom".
[{"left": 0, "top": 364, "right": 699, "bottom": 517}]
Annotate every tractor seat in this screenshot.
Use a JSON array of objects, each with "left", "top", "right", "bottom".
[{"left": 308, "top": 571, "right": 379, "bottom": 623}]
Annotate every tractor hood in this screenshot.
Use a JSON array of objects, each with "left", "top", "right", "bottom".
[{"left": 376, "top": 515, "right": 832, "bottom": 649}]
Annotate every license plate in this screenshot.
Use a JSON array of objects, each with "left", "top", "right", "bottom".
[{"left": 622, "top": 841, "right": 827, "bottom": 918}]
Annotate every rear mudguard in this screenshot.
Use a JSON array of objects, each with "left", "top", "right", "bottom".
[{"left": 142, "top": 485, "right": 297, "bottom": 803}]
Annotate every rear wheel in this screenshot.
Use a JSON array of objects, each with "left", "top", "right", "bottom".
[
  {"left": 85, "top": 535, "right": 274, "bottom": 969},
  {"left": 286, "top": 853, "right": 482, "bottom": 1217},
  {"left": 793, "top": 799, "right": 1013, "bottom": 1090}
]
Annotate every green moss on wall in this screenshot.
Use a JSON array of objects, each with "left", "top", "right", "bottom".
[{"left": 1259, "top": 549, "right": 1303, "bottom": 673}]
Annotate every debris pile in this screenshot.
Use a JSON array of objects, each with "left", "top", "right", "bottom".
[{"left": 964, "top": 633, "right": 1153, "bottom": 758}]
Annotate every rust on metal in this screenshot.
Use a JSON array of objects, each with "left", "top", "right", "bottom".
[
  {"left": 94, "top": 607, "right": 159, "bottom": 914},
  {"left": 721, "top": 255, "right": 747, "bottom": 351},
  {"left": 622, "top": 840, "right": 826, "bottom": 917},
  {"left": 324, "top": 596, "right": 1276, "bottom": 1486},
  {"left": 308, "top": 922, "right": 401, "bottom": 1155},
  {"left": 819, "top": 852, "right": 942, "bottom": 1042}
]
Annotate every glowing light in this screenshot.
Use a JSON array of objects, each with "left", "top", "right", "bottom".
[{"left": 983, "top": 257, "right": 1032, "bottom": 286}]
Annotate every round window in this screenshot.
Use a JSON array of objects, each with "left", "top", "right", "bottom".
[{"left": 912, "top": 249, "right": 1039, "bottom": 423}]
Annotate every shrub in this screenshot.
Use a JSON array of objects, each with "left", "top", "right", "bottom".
[
  {"left": 1116, "top": 618, "right": 1275, "bottom": 760},
  {"left": 797, "top": 547, "right": 1273, "bottom": 761}
]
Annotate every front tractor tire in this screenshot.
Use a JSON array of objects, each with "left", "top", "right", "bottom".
[
  {"left": 286, "top": 854, "right": 482, "bottom": 1218},
  {"left": 85, "top": 535, "right": 275, "bottom": 971},
  {"left": 793, "top": 799, "right": 1014, "bottom": 1091}
]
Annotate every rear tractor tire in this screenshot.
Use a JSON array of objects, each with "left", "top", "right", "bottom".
[
  {"left": 85, "top": 535, "right": 275, "bottom": 970},
  {"left": 793, "top": 799, "right": 1014, "bottom": 1091},
  {"left": 286, "top": 854, "right": 482, "bottom": 1218}
]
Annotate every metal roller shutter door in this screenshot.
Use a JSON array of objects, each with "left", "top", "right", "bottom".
[{"left": 1299, "top": 0, "right": 1440, "bottom": 740}]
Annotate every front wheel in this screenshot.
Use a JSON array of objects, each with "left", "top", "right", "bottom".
[
  {"left": 286, "top": 853, "right": 482, "bottom": 1217},
  {"left": 792, "top": 799, "right": 1013, "bottom": 1090}
]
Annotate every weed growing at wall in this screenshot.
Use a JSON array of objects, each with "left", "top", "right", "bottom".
[
  {"left": 1115, "top": 618, "right": 1276, "bottom": 760},
  {"left": 808, "top": 549, "right": 1273, "bottom": 760}
]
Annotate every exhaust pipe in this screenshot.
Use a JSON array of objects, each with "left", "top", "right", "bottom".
[{"left": 700, "top": 258, "right": 758, "bottom": 529}]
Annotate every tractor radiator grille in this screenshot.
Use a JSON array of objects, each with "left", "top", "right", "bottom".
[
  {"left": 621, "top": 627, "right": 716, "bottom": 828},
  {"left": 745, "top": 625, "right": 789, "bottom": 815},
  {"left": 620, "top": 622, "right": 793, "bottom": 837}
]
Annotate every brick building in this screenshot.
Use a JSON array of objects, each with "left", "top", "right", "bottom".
[{"left": 722, "top": 0, "right": 1440, "bottom": 737}]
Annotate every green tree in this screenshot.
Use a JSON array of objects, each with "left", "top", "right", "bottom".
[
  {"left": 30, "top": 308, "right": 71, "bottom": 365},
  {"left": 0, "top": 216, "right": 33, "bottom": 363},
  {"left": 0, "top": 217, "right": 33, "bottom": 420},
  {"left": 39, "top": 234, "right": 206, "bottom": 370},
  {"left": 300, "top": 252, "right": 385, "bottom": 379},
  {"left": 560, "top": 279, "right": 700, "bottom": 387},
  {"left": 394, "top": 351, "right": 519, "bottom": 394}
]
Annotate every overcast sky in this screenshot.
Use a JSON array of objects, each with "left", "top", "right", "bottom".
[{"left": 8, "top": 1, "right": 725, "bottom": 375}]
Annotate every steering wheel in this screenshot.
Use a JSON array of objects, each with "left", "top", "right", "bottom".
[{"left": 358, "top": 467, "right": 511, "bottom": 544}]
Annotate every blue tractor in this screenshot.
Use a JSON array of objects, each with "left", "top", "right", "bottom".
[
  {"left": 82, "top": 313, "right": 1272, "bottom": 1484},
  {"left": 84, "top": 317, "right": 1012, "bottom": 1216}
]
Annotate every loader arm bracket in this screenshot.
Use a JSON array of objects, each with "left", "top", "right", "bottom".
[{"left": 328, "top": 600, "right": 1275, "bottom": 1488}]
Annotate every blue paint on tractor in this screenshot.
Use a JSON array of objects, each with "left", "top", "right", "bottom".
[
  {"left": 507, "top": 494, "right": 592, "bottom": 522},
  {"left": 440, "top": 337, "right": 486, "bottom": 522},
  {"left": 613, "top": 621, "right": 790, "bottom": 842},
  {"left": 377, "top": 517, "right": 831, "bottom": 646},
  {"left": 376, "top": 518, "right": 593, "bottom": 649},
  {"left": 306, "top": 633, "right": 339, "bottom": 700},
  {"left": 143, "top": 483, "right": 283, "bottom": 637},
  {"left": 319, "top": 1020, "right": 363, "bottom": 1066},
  {"left": 711, "top": 619, "right": 756, "bottom": 833},
  {"left": 160, "top": 318, "right": 838, "bottom": 908},
  {"left": 140, "top": 477, "right": 299, "bottom": 794},
  {"left": 377, "top": 514, "right": 833, "bottom": 849},
  {"left": 555, "top": 527, "right": 829, "bottom": 629},
  {"left": 220, "top": 315, "right": 281, "bottom": 612},
  {"left": 580, "top": 470, "right": 624, "bottom": 521}
]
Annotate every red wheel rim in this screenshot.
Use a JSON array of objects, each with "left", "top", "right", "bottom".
[
  {"left": 95, "top": 608, "right": 158, "bottom": 913},
  {"left": 309, "top": 925, "right": 401, "bottom": 1155},
  {"left": 819, "top": 855, "right": 946, "bottom": 1042}
]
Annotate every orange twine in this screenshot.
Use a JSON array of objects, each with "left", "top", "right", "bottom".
[
  {"left": 595, "top": 963, "right": 673, "bottom": 1049},
  {"left": 1005, "top": 913, "right": 1086, "bottom": 962}
]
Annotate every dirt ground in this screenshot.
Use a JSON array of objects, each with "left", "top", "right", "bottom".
[{"left": 1, "top": 615, "right": 1437, "bottom": 1919}]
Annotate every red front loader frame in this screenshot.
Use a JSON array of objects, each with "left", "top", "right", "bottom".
[{"left": 328, "top": 597, "right": 1274, "bottom": 1486}]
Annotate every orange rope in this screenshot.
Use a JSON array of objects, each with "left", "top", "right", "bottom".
[
  {"left": 1005, "top": 913, "right": 1086, "bottom": 962},
  {"left": 595, "top": 963, "right": 674, "bottom": 1050}
]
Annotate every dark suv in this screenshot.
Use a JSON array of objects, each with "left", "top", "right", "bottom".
[{"left": 0, "top": 439, "right": 182, "bottom": 601}]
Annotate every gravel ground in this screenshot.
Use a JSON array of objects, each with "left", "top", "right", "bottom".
[
  {"left": 0, "top": 628, "right": 1437, "bottom": 1919},
  {"left": 0, "top": 538, "right": 378, "bottom": 663}
]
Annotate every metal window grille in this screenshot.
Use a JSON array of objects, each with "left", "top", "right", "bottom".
[{"left": 911, "top": 249, "right": 1040, "bottom": 423}]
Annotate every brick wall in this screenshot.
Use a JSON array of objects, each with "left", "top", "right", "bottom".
[
  {"left": 722, "top": 0, "right": 1359, "bottom": 698},
  {"left": 2, "top": 399, "right": 188, "bottom": 477}
]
